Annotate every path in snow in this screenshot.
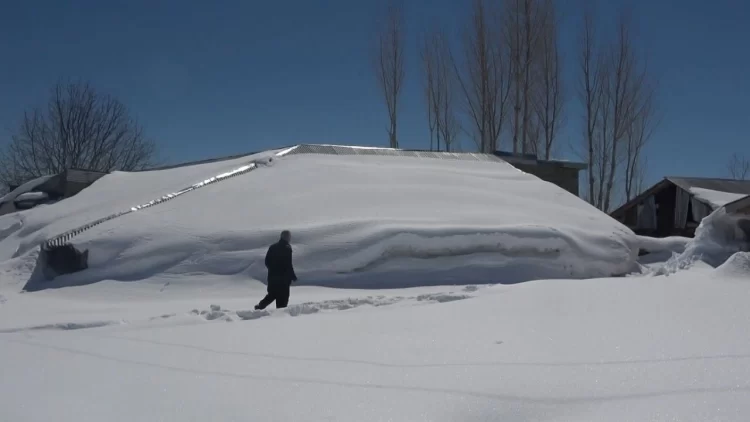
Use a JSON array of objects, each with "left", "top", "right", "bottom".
[
  {"left": 0, "top": 287, "right": 479, "bottom": 332},
  {"left": 198, "top": 291, "right": 474, "bottom": 322}
]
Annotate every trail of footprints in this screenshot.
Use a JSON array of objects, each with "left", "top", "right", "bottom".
[
  {"left": 190, "top": 285, "right": 482, "bottom": 322},
  {"left": 0, "top": 286, "right": 482, "bottom": 333}
]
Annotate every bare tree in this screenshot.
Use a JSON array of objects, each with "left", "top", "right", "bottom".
[
  {"left": 578, "top": 5, "right": 654, "bottom": 212},
  {"left": 454, "top": 0, "right": 512, "bottom": 153},
  {"left": 0, "top": 81, "right": 156, "bottom": 188},
  {"left": 623, "top": 89, "right": 657, "bottom": 201},
  {"left": 506, "top": 0, "right": 547, "bottom": 154},
  {"left": 422, "top": 30, "right": 460, "bottom": 152},
  {"left": 578, "top": 5, "right": 604, "bottom": 207},
  {"left": 375, "top": 1, "right": 405, "bottom": 149},
  {"left": 421, "top": 33, "right": 442, "bottom": 151},
  {"left": 728, "top": 152, "right": 750, "bottom": 180},
  {"left": 532, "top": 0, "right": 564, "bottom": 160},
  {"left": 438, "top": 58, "right": 460, "bottom": 153},
  {"left": 600, "top": 12, "right": 650, "bottom": 212}
]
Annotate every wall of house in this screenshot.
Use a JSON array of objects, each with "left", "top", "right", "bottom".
[{"left": 511, "top": 163, "right": 581, "bottom": 196}]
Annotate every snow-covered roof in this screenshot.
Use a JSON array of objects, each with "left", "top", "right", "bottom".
[
  {"left": 0, "top": 175, "right": 56, "bottom": 206},
  {"left": 2, "top": 145, "right": 637, "bottom": 289},
  {"left": 14, "top": 192, "right": 49, "bottom": 202},
  {"left": 612, "top": 176, "right": 750, "bottom": 218},
  {"left": 689, "top": 187, "right": 748, "bottom": 209},
  {"left": 668, "top": 176, "right": 750, "bottom": 198}
]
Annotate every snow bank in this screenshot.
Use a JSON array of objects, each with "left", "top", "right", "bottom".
[
  {"left": 654, "top": 207, "right": 750, "bottom": 275},
  {"left": 713, "top": 252, "right": 750, "bottom": 279},
  {"left": 635, "top": 235, "right": 690, "bottom": 267},
  {"left": 690, "top": 187, "right": 747, "bottom": 208},
  {"left": 1, "top": 149, "right": 638, "bottom": 290},
  {"left": 636, "top": 235, "right": 690, "bottom": 254}
]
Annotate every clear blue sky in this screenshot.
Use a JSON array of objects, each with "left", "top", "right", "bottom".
[{"left": 0, "top": 0, "right": 748, "bottom": 188}]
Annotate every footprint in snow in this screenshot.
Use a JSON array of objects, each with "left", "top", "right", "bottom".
[{"left": 199, "top": 292, "right": 475, "bottom": 323}]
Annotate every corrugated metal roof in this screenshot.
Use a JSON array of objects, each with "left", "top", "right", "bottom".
[
  {"left": 285, "top": 144, "right": 506, "bottom": 163},
  {"left": 666, "top": 177, "right": 750, "bottom": 196}
]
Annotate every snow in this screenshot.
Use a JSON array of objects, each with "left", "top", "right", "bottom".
[
  {"left": 2, "top": 266, "right": 750, "bottom": 421},
  {"left": 1, "top": 149, "right": 637, "bottom": 291},
  {"left": 3, "top": 147, "right": 750, "bottom": 420},
  {"left": 0, "top": 174, "right": 55, "bottom": 205},
  {"left": 636, "top": 234, "right": 690, "bottom": 254},
  {"left": 690, "top": 187, "right": 748, "bottom": 208},
  {"left": 14, "top": 191, "right": 49, "bottom": 202},
  {"left": 635, "top": 235, "right": 691, "bottom": 268},
  {"left": 659, "top": 207, "right": 750, "bottom": 272}
]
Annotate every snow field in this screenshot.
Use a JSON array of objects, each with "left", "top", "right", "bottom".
[
  {"left": 3, "top": 147, "right": 750, "bottom": 420},
  {"left": 3, "top": 270, "right": 750, "bottom": 422}
]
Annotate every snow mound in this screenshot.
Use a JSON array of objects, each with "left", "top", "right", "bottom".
[
  {"left": 655, "top": 208, "right": 750, "bottom": 274},
  {"left": 637, "top": 235, "right": 690, "bottom": 254},
  {"left": 713, "top": 252, "right": 750, "bottom": 279},
  {"left": 636, "top": 235, "right": 690, "bottom": 268},
  {"left": 0, "top": 148, "right": 638, "bottom": 290}
]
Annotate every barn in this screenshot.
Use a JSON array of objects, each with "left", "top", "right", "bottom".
[{"left": 610, "top": 176, "right": 750, "bottom": 238}]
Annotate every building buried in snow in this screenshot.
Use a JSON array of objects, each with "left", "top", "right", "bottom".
[
  {"left": 610, "top": 177, "right": 750, "bottom": 238},
  {"left": 0, "top": 169, "right": 107, "bottom": 216},
  {"left": 492, "top": 151, "right": 587, "bottom": 196}
]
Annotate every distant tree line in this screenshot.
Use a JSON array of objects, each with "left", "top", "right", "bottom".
[{"left": 373, "top": 0, "right": 660, "bottom": 211}]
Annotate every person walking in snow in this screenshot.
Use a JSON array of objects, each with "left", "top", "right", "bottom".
[{"left": 255, "top": 230, "right": 298, "bottom": 310}]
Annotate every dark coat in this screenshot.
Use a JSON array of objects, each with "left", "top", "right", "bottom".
[{"left": 264, "top": 239, "right": 297, "bottom": 288}]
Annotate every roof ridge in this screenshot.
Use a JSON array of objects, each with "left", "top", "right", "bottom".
[{"left": 666, "top": 175, "right": 750, "bottom": 183}]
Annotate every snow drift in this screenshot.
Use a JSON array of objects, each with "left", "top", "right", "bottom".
[
  {"left": 0, "top": 146, "right": 638, "bottom": 291},
  {"left": 652, "top": 205, "right": 750, "bottom": 276}
]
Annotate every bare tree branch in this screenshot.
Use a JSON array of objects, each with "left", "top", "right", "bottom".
[
  {"left": 422, "top": 29, "right": 460, "bottom": 152},
  {"left": 0, "top": 81, "right": 156, "bottom": 188},
  {"left": 578, "top": 4, "right": 654, "bottom": 211},
  {"left": 375, "top": 0, "right": 405, "bottom": 149},
  {"left": 453, "top": 0, "right": 511, "bottom": 153},
  {"left": 532, "top": 0, "right": 564, "bottom": 160},
  {"left": 421, "top": 32, "right": 438, "bottom": 151},
  {"left": 579, "top": 3, "right": 604, "bottom": 208},
  {"left": 728, "top": 152, "right": 750, "bottom": 180},
  {"left": 506, "top": 0, "right": 547, "bottom": 154},
  {"left": 623, "top": 84, "right": 658, "bottom": 201}
]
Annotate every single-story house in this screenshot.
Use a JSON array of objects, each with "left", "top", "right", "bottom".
[
  {"left": 0, "top": 169, "right": 107, "bottom": 216},
  {"left": 610, "top": 176, "right": 750, "bottom": 238}
]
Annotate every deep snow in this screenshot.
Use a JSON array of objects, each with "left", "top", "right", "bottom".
[
  {"left": 1, "top": 148, "right": 637, "bottom": 291},
  {"left": 2, "top": 147, "right": 749, "bottom": 421},
  {"left": 2, "top": 263, "right": 750, "bottom": 422}
]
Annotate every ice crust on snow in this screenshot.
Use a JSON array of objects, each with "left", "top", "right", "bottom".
[{"left": 0, "top": 151, "right": 638, "bottom": 289}]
